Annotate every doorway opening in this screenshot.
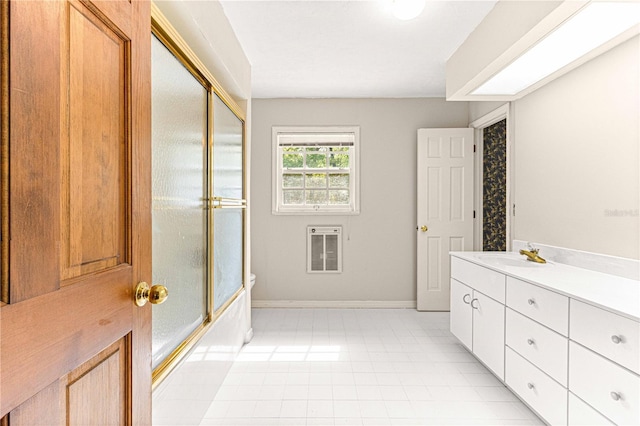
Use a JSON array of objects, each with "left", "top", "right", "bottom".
[
  {"left": 470, "top": 104, "right": 511, "bottom": 252},
  {"left": 482, "top": 119, "right": 507, "bottom": 251}
]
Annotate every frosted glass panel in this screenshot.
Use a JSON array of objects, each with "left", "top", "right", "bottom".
[
  {"left": 151, "top": 35, "right": 207, "bottom": 369},
  {"left": 213, "top": 209, "right": 243, "bottom": 311},
  {"left": 213, "top": 94, "right": 243, "bottom": 199}
]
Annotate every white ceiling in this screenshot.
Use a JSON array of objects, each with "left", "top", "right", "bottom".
[{"left": 219, "top": 0, "right": 497, "bottom": 98}]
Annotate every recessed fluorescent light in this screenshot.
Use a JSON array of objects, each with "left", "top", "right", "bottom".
[
  {"left": 472, "top": 2, "right": 640, "bottom": 96},
  {"left": 390, "top": 0, "right": 426, "bottom": 20}
]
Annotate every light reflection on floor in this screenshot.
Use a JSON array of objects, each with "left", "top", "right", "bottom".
[{"left": 196, "top": 309, "right": 544, "bottom": 426}]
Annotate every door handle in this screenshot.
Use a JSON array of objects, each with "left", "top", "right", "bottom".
[
  {"left": 470, "top": 298, "right": 479, "bottom": 309},
  {"left": 420, "top": 225, "right": 428, "bottom": 232},
  {"left": 463, "top": 294, "right": 471, "bottom": 304},
  {"left": 135, "top": 282, "right": 169, "bottom": 307}
]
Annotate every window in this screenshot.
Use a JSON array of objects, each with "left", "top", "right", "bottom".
[{"left": 272, "top": 126, "right": 360, "bottom": 214}]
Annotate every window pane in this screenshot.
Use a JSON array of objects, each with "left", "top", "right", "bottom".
[
  {"left": 283, "top": 173, "right": 303, "bottom": 188},
  {"left": 306, "top": 190, "right": 327, "bottom": 204},
  {"left": 305, "top": 173, "right": 327, "bottom": 188},
  {"left": 283, "top": 152, "right": 303, "bottom": 168},
  {"left": 329, "top": 173, "right": 349, "bottom": 188},
  {"left": 330, "top": 147, "right": 349, "bottom": 152},
  {"left": 306, "top": 153, "right": 326, "bottom": 168},
  {"left": 306, "top": 147, "right": 326, "bottom": 152},
  {"left": 283, "top": 190, "right": 304, "bottom": 204},
  {"left": 329, "top": 190, "right": 350, "bottom": 204},
  {"left": 329, "top": 153, "right": 349, "bottom": 168}
]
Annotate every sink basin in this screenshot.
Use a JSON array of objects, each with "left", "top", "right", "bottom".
[{"left": 477, "top": 254, "right": 550, "bottom": 268}]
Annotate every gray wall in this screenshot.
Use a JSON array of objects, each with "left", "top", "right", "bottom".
[
  {"left": 251, "top": 98, "right": 469, "bottom": 304},
  {"left": 469, "top": 36, "right": 639, "bottom": 260}
]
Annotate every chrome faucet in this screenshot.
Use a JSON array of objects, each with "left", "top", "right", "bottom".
[{"left": 519, "top": 243, "right": 547, "bottom": 264}]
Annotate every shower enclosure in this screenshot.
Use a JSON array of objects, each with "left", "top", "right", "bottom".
[{"left": 150, "top": 28, "right": 246, "bottom": 384}]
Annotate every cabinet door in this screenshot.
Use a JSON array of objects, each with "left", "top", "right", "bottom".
[
  {"left": 450, "top": 279, "right": 473, "bottom": 349},
  {"left": 473, "top": 291, "right": 505, "bottom": 379}
]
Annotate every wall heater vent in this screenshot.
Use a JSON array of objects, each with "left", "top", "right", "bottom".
[{"left": 307, "top": 226, "right": 342, "bottom": 273}]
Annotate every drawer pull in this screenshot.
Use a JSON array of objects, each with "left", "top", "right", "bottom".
[
  {"left": 610, "top": 392, "right": 622, "bottom": 401},
  {"left": 527, "top": 382, "right": 535, "bottom": 390},
  {"left": 463, "top": 294, "right": 471, "bottom": 304},
  {"left": 527, "top": 298, "right": 536, "bottom": 305},
  {"left": 611, "top": 335, "right": 622, "bottom": 344},
  {"left": 470, "top": 298, "right": 479, "bottom": 310},
  {"left": 527, "top": 338, "right": 535, "bottom": 346}
]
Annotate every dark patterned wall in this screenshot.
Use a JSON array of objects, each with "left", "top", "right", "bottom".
[{"left": 483, "top": 119, "right": 507, "bottom": 251}]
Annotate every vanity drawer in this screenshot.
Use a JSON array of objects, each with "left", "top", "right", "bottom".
[
  {"left": 569, "top": 342, "right": 640, "bottom": 426},
  {"left": 570, "top": 299, "right": 640, "bottom": 374},
  {"left": 506, "top": 277, "right": 568, "bottom": 335},
  {"left": 451, "top": 257, "right": 505, "bottom": 303},
  {"left": 569, "top": 392, "right": 614, "bottom": 425},
  {"left": 505, "top": 347, "right": 567, "bottom": 426},
  {"left": 506, "top": 308, "right": 568, "bottom": 386}
]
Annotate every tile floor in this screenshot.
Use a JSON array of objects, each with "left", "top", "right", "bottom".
[{"left": 199, "top": 309, "right": 544, "bottom": 426}]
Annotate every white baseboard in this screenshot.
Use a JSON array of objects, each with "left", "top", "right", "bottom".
[{"left": 251, "top": 300, "right": 417, "bottom": 309}]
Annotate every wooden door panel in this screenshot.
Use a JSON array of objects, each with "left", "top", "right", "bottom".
[
  {"left": 1, "top": 267, "right": 132, "bottom": 414},
  {"left": 7, "top": 0, "right": 62, "bottom": 303},
  {"left": 85, "top": 0, "right": 133, "bottom": 37},
  {"left": 8, "top": 337, "right": 128, "bottom": 425},
  {"left": 64, "top": 0, "right": 129, "bottom": 280},
  {"left": 1, "top": 0, "right": 151, "bottom": 422},
  {"left": 128, "top": 0, "right": 152, "bottom": 421},
  {"left": 7, "top": 381, "right": 63, "bottom": 426},
  {"left": 67, "top": 338, "right": 128, "bottom": 425}
]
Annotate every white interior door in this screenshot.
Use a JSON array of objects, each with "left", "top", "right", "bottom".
[{"left": 417, "top": 128, "right": 474, "bottom": 311}]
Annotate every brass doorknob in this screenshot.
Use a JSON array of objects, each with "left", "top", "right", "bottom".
[
  {"left": 420, "top": 225, "right": 428, "bottom": 232},
  {"left": 135, "top": 282, "right": 168, "bottom": 307}
]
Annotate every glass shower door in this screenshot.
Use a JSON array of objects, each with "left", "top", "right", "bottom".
[
  {"left": 212, "top": 94, "right": 245, "bottom": 312},
  {"left": 150, "top": 29, "right": 246, "bottom": 381},
  {"left": 151, "top": 34, "right": 208, "bottom": 371}
]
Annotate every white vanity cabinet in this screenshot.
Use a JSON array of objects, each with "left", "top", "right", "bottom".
[
  {"left": 504, "top": 280, "right": 569, "bottom": 425},
  {"left": 472, "top": 291, "right": 506, "bottom": 379},
  {"left": 568, "top": 300, "right": 640, "bottom": 426},
  {"left": 450, "top": 257, "right": 505, "bottom": 380},
  {"left": 449, "top": 251, "right": 640, "bottom": 426},
  {"left": 450, "top": 278, "right": 473, "bottom": 348},
  {"left": 506, "top": 347, "right": 568, "bottom": 425}
]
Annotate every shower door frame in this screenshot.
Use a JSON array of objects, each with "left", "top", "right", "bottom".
[{"left": 150, "top": 4, "right": 247, "bottom": 388}]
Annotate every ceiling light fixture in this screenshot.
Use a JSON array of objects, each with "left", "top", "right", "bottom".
[
  {"left": 390, "top": 0, "right": 426, "bottom": 20},
  {"left": 472, "top": 1, "right": 640, "bottom": 96}
]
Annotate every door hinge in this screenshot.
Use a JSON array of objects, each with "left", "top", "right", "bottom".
[
  {"left": 513, "top": 203, "right": 516, "bottom": 216},
  {"left": 473, "top": 210, "right": 476, "bottom": 219},
  {"left": 473, "top": 144, "right": 476, "bottom": 153}
]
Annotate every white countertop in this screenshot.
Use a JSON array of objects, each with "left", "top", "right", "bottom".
[{"left": 450, "top": 251, "right": 640, "bottom": 321}]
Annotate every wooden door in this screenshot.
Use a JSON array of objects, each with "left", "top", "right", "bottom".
[
  {"left": 417, "top": 128, "right": 474, "bottom": 311},
  {"left": 1, "top": 0, "right": 151, "bottom": 423}
]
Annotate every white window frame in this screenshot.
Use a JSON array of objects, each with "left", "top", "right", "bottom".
[{"left": 272, "top": 126, "right": 360, "bottom": 215}]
